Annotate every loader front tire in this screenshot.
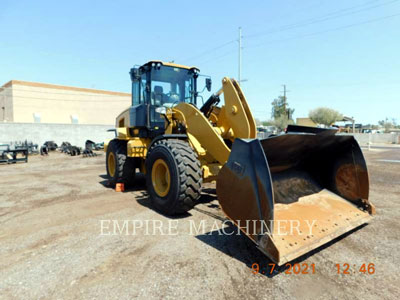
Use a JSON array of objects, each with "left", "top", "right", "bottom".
[
  {"left": 106, "top": 139, "right": 136, "bottom": 186},
  {"left": 146, "top": 139, "right": 202, "bottom": 215}
]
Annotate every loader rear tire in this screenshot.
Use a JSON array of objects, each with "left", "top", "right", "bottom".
[
  {"left": 106, "top": 139, "right": 136, "bottom": 186},
  {"left": 146, "top": 139, "right": 202, "bottom": 215}
]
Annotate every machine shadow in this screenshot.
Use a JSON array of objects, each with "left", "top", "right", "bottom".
[
  {"left": 99, "top": 173, "right": 217, "bottom": 219},
  {"left": 98, "top": 173, "right": 146, "bottom": 192},
  {"left": 134, "top": 186, "right": 220, "bottom": 219}
]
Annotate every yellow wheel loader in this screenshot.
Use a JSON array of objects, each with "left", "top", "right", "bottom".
[{"left": 105, "top": 61, "right": 375, "bottom": 265}]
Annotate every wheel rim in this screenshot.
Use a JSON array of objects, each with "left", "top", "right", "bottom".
[
  {"left": 108, "top": 152, "right": 116, "bottom": 177},
  {"left": 151, "top": 159, "right": 171, "bottom": 197}
]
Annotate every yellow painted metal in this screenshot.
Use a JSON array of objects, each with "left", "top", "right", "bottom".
[
  {"left": 221, "top": 77, "right": 257, "bottom": 139},
  {"left": 151, "top": 159, "right": 171, "bottom": 197},
  {"left": 265, "top": 190, "right": 372, "bottom": 265},
  {"left": 110, "top": 75, "right": 258, "bottom": 182},
  {"left": 209, "top": 111, "right": 218, "bottom": 124},
  {"left": 215, "top": 106, "right": 235, "bottom": 140},
  {"left": 106, "top": 63, "right": 372, "bottom": 264},
  {"left": 164, "top": 121, "right": 173, "bottom": 134},
  {"left": 163, "top": 108, "right": 174, "bottom": 134},
  {"left": 115, "top": 107, "right": 130, "bottom": 128},
  {"left": 117, "top": 128, "right": 130, "bottom": 140},
  {"left": 127, "top": 138, "right": 151, "bottom": 157},
  {"left": 187, "top": 133, "right": 206, "bottom": 156},
  {"left": 104, "top": 140, "right": 110, "bottom": 153},
  {"left": 174, "top": 103, "right": 231, "bottom": 165},
  {"left": 232, "top": 79, "right": 257, "bottom": 138},
  {"left": 108, "top": 152, "right": 116, "bottom": 177},
  {"left": 202, "top": 163, "right": 222, "bottom": 182}
]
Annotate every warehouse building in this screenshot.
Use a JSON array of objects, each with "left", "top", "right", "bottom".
[
  {"left": 0, "top": 80, "right": 131, "bottom": 125},
  {"left": 296, "top": 117, "right": 317, "bottom": 127}
]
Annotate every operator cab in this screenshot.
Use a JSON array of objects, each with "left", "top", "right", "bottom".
[{"left": 129, "top": 61, "right": 200, "bottom": 137}]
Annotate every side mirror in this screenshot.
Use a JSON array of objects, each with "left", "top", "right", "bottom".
[{"left": 206, "top": 78, "right": 212, "bottom": 92}]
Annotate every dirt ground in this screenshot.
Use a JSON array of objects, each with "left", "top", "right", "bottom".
[{"left": 0, "top": 147, "right": 399, "bottom": 299}]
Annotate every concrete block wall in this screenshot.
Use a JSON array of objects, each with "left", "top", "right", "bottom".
[
  {"left": 1, "top": 123, "right": 399, "bottom": 149},
  {"left": 0, "top": 122, "right": 116, "bottom": 148},
  {"left": 339, "top": 133, "right": 400, "bottom": 145}
]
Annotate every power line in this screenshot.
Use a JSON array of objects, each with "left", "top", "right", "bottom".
[
  {"left": 180, "top": 39, "right": 236, "bottom": 63},
  {"left": 247, "top": 0, "right": 328, "bottom": 29},
  {"left": 195, "top": 49, "right": 237, "bottom": 65},
  {"left": 188, "top": 0, "right": 400, "bottom": 69},
  {"left": 245, "top": 0, "right": 378, "bottom": 38},
  {"left": 246, "top": 11, "right": 400, "bottom": 49},
  {"left": 244, "top": 0, "right": 397, "bottom": 39},
  {"left": 223, "top": 10, "right": 400, "bottom": 76},
  {"left": 184, "top": 1, "right": 333, "bottom": 66}
]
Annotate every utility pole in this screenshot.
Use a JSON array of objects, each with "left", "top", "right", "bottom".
[
  {"left": 281, "top": 84, "right": 290, "bottom": 119},
  {"left": 282, "top": 84, "right": 287, "bottom": 109},
  {"left": 238, "top": 27, "right": 242, "bottom": 84}
]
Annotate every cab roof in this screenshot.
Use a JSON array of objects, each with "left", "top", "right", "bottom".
[{"left": 143, "top": 60, "right": 200, "bottom": 72}]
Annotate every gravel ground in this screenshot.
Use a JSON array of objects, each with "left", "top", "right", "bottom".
[{"left": 0, "top": 148, "right": 399, "bottom": 299}]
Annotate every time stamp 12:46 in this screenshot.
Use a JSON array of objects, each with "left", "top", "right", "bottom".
[{"left": 251, "top": 262, "right": 376, "bottom": 275}]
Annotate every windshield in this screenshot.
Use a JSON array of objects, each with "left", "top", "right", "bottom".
[{"left": 150, "top": 66, "right": 197, "bottom": 107}]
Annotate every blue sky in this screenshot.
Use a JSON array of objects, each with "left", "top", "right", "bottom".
[{"left": 1, "top": 0, "right": 399, "bottom": 124}]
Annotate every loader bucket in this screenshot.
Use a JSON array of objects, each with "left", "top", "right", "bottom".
[{"left": 216, "top": 133, "right": 375, "bottom": 265}]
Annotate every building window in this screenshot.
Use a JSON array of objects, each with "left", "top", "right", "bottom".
[
  {"left": 71, "top": 114, "right": 79, "bottom": 124},
  {"left": 33, "top": 113, "right": 41, "bottom": 123}
]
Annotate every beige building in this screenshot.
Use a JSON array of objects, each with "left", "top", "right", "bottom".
[
  {"left": 0, "top": 80, "right": 131, "bottom": 125},
  {"left": 296, "top": 117, "right": 317, "bottom": 127}
]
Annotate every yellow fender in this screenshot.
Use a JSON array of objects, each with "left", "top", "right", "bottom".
[
  {"left": 221, "top": 77, "right": 257, "bottom": 139},
  {"left": 174, "top": 103, "right": 231, "bottom": 164}
]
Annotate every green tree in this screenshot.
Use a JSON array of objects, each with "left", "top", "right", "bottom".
[
  {"left": 271, "top": 96, "right": 295, "bottom": 120},
  {"left": 262, "top": 120, "right": 274, "bottom": 126},
  {"left": 309, "top": 107, "right": 343, "bottom": 127},
  {"left": 273, "top": 115, "right": 294, "bottom": 131},
  {"left": 378, "top": 118, "right": 395, "bottom": 133}
]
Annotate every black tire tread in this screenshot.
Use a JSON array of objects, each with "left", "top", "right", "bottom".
[
  {"left": 147, "top": 139, "right": 202, "bottom": 214},
  {"left": 107, "top": 139, "right": 135, "bottom": 186}
]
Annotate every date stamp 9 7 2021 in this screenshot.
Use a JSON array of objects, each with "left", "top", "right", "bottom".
[{"left": 251, "top": 263, "right": 375, "bottom": 275}]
